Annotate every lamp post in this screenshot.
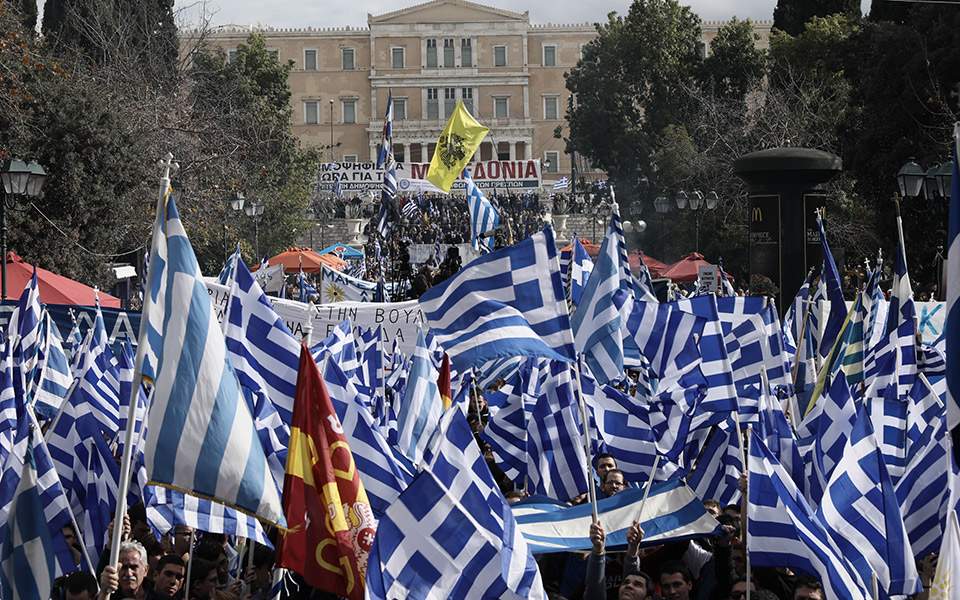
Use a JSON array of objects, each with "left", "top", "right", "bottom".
[
  {"left": 223, "top": 191, "right": 245, "bottom": 259},
  {"left": 675, "top": 189, "right": 718, "bottom": 252},
  {"left": 896, "top": 157, "right": 951, "bottom": 299},
  {"left": 0, "top": 159, "right": 47, "bottom": 299},
  {"left": 329, "top": 99, "right": 336, "bottom": 163},
  {"left": 591, "top": 199, "right": 609, "bottom": 241},
  {"left": 245, "top": 200, "right": 265, "bottom": 258}
]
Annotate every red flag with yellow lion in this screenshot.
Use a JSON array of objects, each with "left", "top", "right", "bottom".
[{"left": 277, "top": 344, "right": 376, "bottom": 600}]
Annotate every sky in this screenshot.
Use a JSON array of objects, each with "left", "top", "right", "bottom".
[{"left": 173, "top": 0, "right": 873, "bottom": 29}]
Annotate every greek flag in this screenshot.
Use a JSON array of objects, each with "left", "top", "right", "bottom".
[
  {"left": 31, "top": 314, "right": 72, "bottom": 420},
  {"left": 795, "top": 372, "right": 857, "bottom": 504},
  {"left": 217, "top": 244, "right": 241, "bottom": 285},
  {"left": 758, "top": 388, "right": 804, "bottom": 489},
  {"left": 400, "top": 197, "right": 421, "bottom": 220},
  {"left": 482, "top": 358, "right": 542, "bottom": 486},
  {"left": 747, "top": 430, "right": 870, "bottom": 600},
  {"left": 419, "top": 227, "right": 576, "bottom": 372},
  {"left": 366, "top": 408, "right": 545, "bottom": 599},
  {"left": 527, "top": 361, "right": 590, "bottom": 502},
  {"left": 310, "top": 319, "right": 360, "bottom": 379},
  {"left": 464, "top": 168, "right": 500, "bottom": 254},
  {"left": 395, "top": 329, "right": 444, "bottom": 465},
  {"left": 512, "top": 480, "right": 721, "bottom": 554},
  {"left": 0, "top": 427, "right": 59, "bottom": 600},
  {"left": 296, "top": 270, "right": 317, "bottom": 303},
  {"left": 378, "top": 94, "right": 398, "bottom": 238},
  {"left": 7, "top": 270, "right": 41, "bottom": 401},
  {"left": 572, "top": 203, "right": 628, "bottom": 384},
  {"left": 569, "top": 236, "right": 593, "bottom": 307},
  {"left": 895, "top": 413, "right": 949, "bottom": 558},
  {"left": 144, "top": 486, "right": 271, "bottom": 546},
  {"left": 0, "top": 345, "right": 18, "bottom": 466},
  {"left": 139, "top": 192, "right": 284, "bottom": 525},
  {"left": 816, "top": 403, "right": 921, "bottom": 597},
  {"left": 816, "top": 212, "right": 848, "bottom": 359},
  {"left": 322, "top": 357, "right": 414, "bottom": 517},
  {"left": 377, "top": 91, "right": 394, "bottom": 169},
  {"left": 783, "top": 268, "right": 815, "bottom": 354},
  {"left": 686, "top": 419, "right": 742, "bottom": 506},
  {"left": 69, "top": 306, "right": 121, "bottom": 435},
  {"left": 885, "top": 210, "right": 919, "bottom": 397},
  {"left": 945, "top": 123, "right": 960, "bottom": 439}
]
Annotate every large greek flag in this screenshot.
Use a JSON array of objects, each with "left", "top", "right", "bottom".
[
  {"left": 946, "top": 123, "right": 960, "bottom": 439},
  {"left": 419, "top": 227, "right": 576, "bottom": 371},
  {"left": 139, "top": 192, "right": 284, "bottom": 525}
]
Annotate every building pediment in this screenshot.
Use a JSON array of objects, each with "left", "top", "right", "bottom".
[{"left": 369, "top": 0, "right": 528, "bottom": 25}]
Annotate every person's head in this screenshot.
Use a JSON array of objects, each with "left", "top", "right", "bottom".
[
  {"left": 595, "top": 454, "right": 617, "bottom": 479},
  {"left": 601, "top": 469, "right": 626, "bottom": 497},
  {"left": 172, "top": 525, "right": 193, "bottom": 557},
  {"left": 117, "top": 541, "right": 149, "bottom": 596},
  {"left": 252, "top": 545, "right": 276, "bottom": 588},
  {"left": 128, "top": 503, "right": 154, "bottom": 546},
  {"left": 618, "top": 572, "right": 650, "bottom": 600},
  {"left": 63, "top": 571, "right": 98, "bottom": 600},
  {"left": 723, "top": 504, "right": 741, "bottom": 519},
  {"left": 793, "top": 577, "right": 824, "bottom": 600},
  {"left": 145, "top": 539, "right": 165, "bottom": 575},
  {"left": 194, "top": 539, "right": 229, "bottom": 584},
  {"left": 153, "top": 555, "right": 186, "bottom": 598},
  {"left": 189, "top": 559, "right": 220, "bottom": 600},
  {"left": 659, "top": 561, "right": 693, "bottom": 600},
  {"left": 703, "top": 500, "right": 721, "bottom": 518},
  {"left": 728, "top": 577, "right": 756, "bottom": 600}
]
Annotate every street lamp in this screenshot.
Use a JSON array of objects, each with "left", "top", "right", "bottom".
[
  {"left": 223, "top": 191, "right": 245, "bottom": 258},
  {"left": 245, "top": 200, "right": 265, "bottom": 258},
  {"left": 896, "top": 159, "right": 925, "bottom": 199},
  {"left": 675, "top": 189, "right": 718, "bottom": 252},
  {"left": 1, "top": 159, "right": 46, "bottom": 299},
  {"left": 591, "top": 200, "right": 609, "bottom": 241},
  {"left": 653, "top": 196, "right": 671, "bottom": 214}
]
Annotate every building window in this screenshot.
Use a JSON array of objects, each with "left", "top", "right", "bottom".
[
  {"left": 427, "top": 88, "right": 439, "bottom": 119},
  {"left": 391, "top": 47, "right": 404, "bottom": 69},
  {"left": 341, "top": 48, "right": 355, "bottom": 70},
  {"left": 444, "top": 87, "right": 456, "bottom": 117},
  {"left": 227, "top": 49, "right": 238, "bottom": 63},
  {"left": 461, "top": 38, "right": 472, "bottom": 67},
  {"left": 304, "top": 101, "right": 319, "bottom": 125},
  {"left": 304, "top": 49, "right": 317, "bottom": 71},
  {"left": 461, "top": 88, "right": 474, "bottom": 115},
  {"left": 443, "top": 38, "right": 455, "bottom": 67},
  {"left": 494, "top": 96, "right": 508, "bottom": 119},
  {"left": 544, "top": 151, "right": 560, "bottom": 173},
  {"left": 343, "top": 154, "right": 358, "bottom": 163},
  {"left": 393, "top": 144, "right": 406, "bottom": 162},
  {"left": 497, "top": 142, "right": 510, "bottom": 161},
  {"left": 494, "top": 45, "right": 507, "bottom": 67},
  {"left": 394, "top": 97, "right": 407, "bottom": 120},
  {"left": 426, "top": 38, "right": 438, "bottom": 68},
  {"left": 543, "top": 95, "right": 559, "bottom": 120},
  {"left": 543, "top": 44, "right": 557, "bottom": 67},
  {"left": 342, "top": 99, "right": 357, "bottom": 124}
]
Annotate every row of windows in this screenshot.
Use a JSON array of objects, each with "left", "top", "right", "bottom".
[
  {"left": 302, "top": 92, "right": 562, "bottom": 124},
  {"left": 265, "top": 42, "right": 561, "bottom": 71}
]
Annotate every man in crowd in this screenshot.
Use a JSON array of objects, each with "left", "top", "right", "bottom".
[
  {"left": 98, "top": 541, "right": 150, "bottom": 600},
  {"left": 585, "top": 520, "right": 649, "bottom": 600},
  {"left": 148, "top": 555, "right": 186, "bottom": 600}
]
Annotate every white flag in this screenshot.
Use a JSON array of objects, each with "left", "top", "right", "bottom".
[{"left": 930, "top": 511, "right": 960, "bottom": 599}]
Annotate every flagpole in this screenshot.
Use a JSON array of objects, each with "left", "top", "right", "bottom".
[
  {"left": 635, "top": 454, "right": 660, "bottom": 524},
  {"left": 182, "top": 529, "right": 196, "bottom": 600},
  {"left": 107, "top": 153, "right": 175, "bottom": 573},
  {"left": 744, "top": 425, "right": 752, "bottom": 600},
  {"left": 571, "top": 357, "right": 600, "bottom": 524}
]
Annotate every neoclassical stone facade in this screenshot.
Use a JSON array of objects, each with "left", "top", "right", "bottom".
[{"left": 199, "top": 0, "right": 771, "bottom": 186}]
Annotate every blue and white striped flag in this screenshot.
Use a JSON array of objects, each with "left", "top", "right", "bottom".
[
  {"left": 310, "top": 319, "right": 360, "bottom": 380},
  {"left": 367, "top": 407, "right": 545, "bottom": 599},
  {"left": 795, "top": 372, "right": 857, "bottom": 504},
  {"left": 552, "top": 176, "right": 569, "bottom": 190},
  {"left": 572, "top": 203, "right": 628, "bottom": 384},
  {"left": 7, "top": 270, "right": 41, "bottom": 402},
  {"left": 69, "top": 305, "right": 120, "bottom": 435},
  {"left": 747, "top": 430, "right": 870, "bottom": 600},
  {"left": 0, "top": 344, "right": 18, "bottom": 467},
  {"left": 31, "top": 314, "right": 72, "bottom": 421},
  {"left": 0, "top": 426, "right": 59, "bottom": 600},
  {"left": 569, "top": 236, "right": 594, "bottom": 307},
  {"left": 322, "top": 357, "right": 414, "bottom": 517},
  {"left": 895, "top": 412, "right": 950, "bottom": 558},
  {"left": 945, "top": 123, "right": 960, "bottom": 440},
  {"left": 783, "top": 268, "right": 815, "bottom": 355},
  {"left": 885, "top": 207, "right": 919, "bottom": 397},
  {"left": 395, "top": 329, "right": 444, "bottom": 466},
  {"left": 377, "top": 93, "right": 398, "bottom": 238},
  {"left": 419, "top": 227, "right": 576, "bottom": 371},
  {"left": 139, "top": 192, "right": 284, "bottom": 525},
  {"left": 464, "top": 168, "right": 500, "bottom": 254},
  {"left": 482, "top": 358, "right": 542, "bottom": 487},
  {"left": 144, "top": 486, "right": 271, "bottom": 546},
  {"left": 217, "top": 244, "right": 241, "bottom": 285},
  {"left": 817, "top": 402, "right": 922, "bottom": 597},
  {"left": 513, "top": 481, "right": 720, "bottom": 553},
  {"left": 686, "top": 419, "right": 742, "bottom": 506},
  {"left": 527, "top": 361, "right": 590, "bottom": 502},
  {"left": 296, "top": 270, "right": 317, "bottom": 303},
  {"left": 816, "top": 212, "right": 848, "bottom": 360}
]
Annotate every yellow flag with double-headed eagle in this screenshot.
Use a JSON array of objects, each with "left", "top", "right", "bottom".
[{"left": 426, "top": 100, "right": 489, "bottom": 193}]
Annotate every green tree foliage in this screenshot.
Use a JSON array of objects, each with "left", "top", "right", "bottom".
[
  {"left": 698, "top": 18, "right": 767, "bottom": 102},
  {"left": 565, "top": 0, "right": 702, "bottom": 188},
  {"left": 5, "top": 0, "right": 37, "bottom": 32},
  {"left": 773, "top": 0, "right": 860, "bottom": 36}
]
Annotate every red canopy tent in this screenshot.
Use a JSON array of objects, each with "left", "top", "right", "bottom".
[
  {"left": 560, "top": 238, "right": 600, "bottom": 258},
  {"left": 629, "top": 251, "right": 669, "bottom": 278},
  {"left": 266, "top": 247, "right": 346, "bottom": 274},
  {"left": 3, "top": 252, "right": 121, "bottom": 307},
  {"left": 661, "top": 252, "right": 715, "bottom": 283}
]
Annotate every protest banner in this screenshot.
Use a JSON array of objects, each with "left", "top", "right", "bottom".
[{"left": 316, "top": 159, "right": 543, "bottom": 193}]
